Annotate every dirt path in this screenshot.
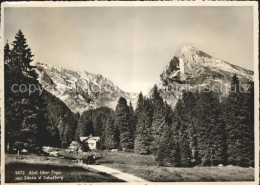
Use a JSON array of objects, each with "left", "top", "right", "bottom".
[{"left": 79, "top": 164, "right": 149, "bottom": 182}]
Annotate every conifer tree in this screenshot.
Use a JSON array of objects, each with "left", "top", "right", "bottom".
[
  {"left": 4, "top": 42, "right": 10, "bottom": 64},
  {"left": 151, "top": 85, "right": 160, "bottom": 101},
  {"left": 134, "top": 92, "right": 144, "bottom": 131},
  {"left": 178, "top": 132, "right": 193, "bottom": 167},
  {"left": 164, "top": 101, "right": 174, "bottom": 126},
  {"left": 223, "top": 76, "right": 254, "bottom": 166},
  {"left": 5, "top": 30, "right": 49, "bottom": 153},
  {"left": 75, "top": 111, "right": 94, "bottom": 140},
  {"left": 135, "top": 92, "right": 144, "bottom": 117},
  {"left": 134, "top": 93, "right": 144, "bottom": 153},
  {"left": 150, "top": 85, "right": 166, "bottom": 154},
  {"left": 4, "top": 42, "right": 15, "bottom": 152},
  {"left": 102, "top": 116, "right": 119, "bottom": 149},
  {"left": 173, "top": 91, "right": 198, "bottom": 166},
  {"left": 129, "top": 101, "right": 136, "bottom": 141},
  {"left": 196, "top": 91, "right": 225, "bottom": 166},
  {"left": 245, "top": 82, "right": 254, "bottom": 166},
  {"left": 115, "top": 97, "right": 133, "bottom": 150},
  {"left": 156, "top": 126, "right": 181, "bottom": 167},
  {"left": 134, "top": 97, "right": 153, "bottom": 154}
]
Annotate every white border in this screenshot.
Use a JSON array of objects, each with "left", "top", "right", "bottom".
[
  {"left": 1, "top": 1, "right": 259, "bottom": 185},
  {"left": 1, "top": 1, "right": 259, "bottom": 7},
  {"left": 253, "top": 2, "right": 259, "bottom": 185}
]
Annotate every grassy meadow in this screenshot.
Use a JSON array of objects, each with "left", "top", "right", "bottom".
[
  {"left": 5, "top": 150, "right": 255, "bottom": 182},
  {"left": 5, "top": 154, "right": 123, "bottom": 183},
  {"left": 95, "top": 151, "right": 255, "bottom": 182}
]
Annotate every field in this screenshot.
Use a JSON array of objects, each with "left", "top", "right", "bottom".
[
  {"left": 5, "top": 150, "right": 255, "bottom": 182},
  {"left": 95, "top": 151, "right": 255, "bottom": 182},
  {"left": 5, "top": 154, "right": 124, "bottom": 183}
]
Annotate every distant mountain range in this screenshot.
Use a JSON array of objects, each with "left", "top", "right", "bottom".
[
  {"left": 36, "top": 63, "right": 137, "bottom": 114},
  {"left": 36, "top": 45, "right": 253, "bottom": 113}
]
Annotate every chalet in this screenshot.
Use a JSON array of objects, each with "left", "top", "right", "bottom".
[{"left": 80, "top": 135, "right": 100, "bottom": 150}]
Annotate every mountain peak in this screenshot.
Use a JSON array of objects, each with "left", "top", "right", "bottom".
[
  {"left": 181, "top": 45, "right": 196, "bottom": 54},
  {"left": 156, "top": 47, "right": 253, "bottom": 107}
]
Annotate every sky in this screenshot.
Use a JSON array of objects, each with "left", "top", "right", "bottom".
[{"left": 4, "top": 6, "right": 254, "bottom": 93}]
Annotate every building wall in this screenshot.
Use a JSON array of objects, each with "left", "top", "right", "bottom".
[
  {"left": 80, "top": 136, "right": 100, "bottom": 150},
  {"left": 87, "top": 140, "right": 95, "bottom": 149}
]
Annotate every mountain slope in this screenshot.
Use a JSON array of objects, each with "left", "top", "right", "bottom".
[
  {"left": 153, "top": 45, "right": 253, "bottom": 107},
  {"left": 41, "top": 89, "right": 78, "bottom": 148},
  {"left": 36, "top": 63, "right": 137, "bottom": 114}
]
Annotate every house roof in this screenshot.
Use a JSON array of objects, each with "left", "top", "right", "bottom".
[{"left": 80, "top": 136, "right": 100, "bottom": 141}]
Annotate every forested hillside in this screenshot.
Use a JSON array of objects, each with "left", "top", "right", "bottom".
[
  {"left": 75, "top": 107, "right": 118, "bottom": 150},
  {"left": 41, "top": 90, "right": 78, "bottom": 148},
  {"left": 75, "top": 77, "right": 254, "bottom": 167}
]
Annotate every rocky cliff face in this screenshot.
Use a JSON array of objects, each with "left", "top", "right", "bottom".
[
  {"left": 36, "top": 62, "right": 137, "bottom": 114},
  {"left": 152, "top": 46, "right": 253, "bottom": 107},
  {"left": 36, "top": 46, "right": 253, "bottom": 113}
]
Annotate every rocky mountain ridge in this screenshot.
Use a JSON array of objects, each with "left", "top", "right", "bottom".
[
  {"left": 36, "top": 45, "right": 253, "bottom": 113},
  {"left": 36, "top": 62, "right": 137, "bottom": 114},
  {"left": 152, "top": 45, "right": 253, "bottom": 107}
]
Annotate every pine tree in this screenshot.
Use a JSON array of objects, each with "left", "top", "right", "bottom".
[
  {"left": 164, "top": 101, "right": 174, "bottom": 126},
  {"left": 135, "top": 92, "right": 144, "bottom": 118},
  {"left": 134, "top": 96, "right": 153, "bottom": 154},
  {"left": 115, "top": 97, "right": 133, "bottom": 150},
  {"left": 102, "top": 116, "right": 119, "bottom": 150},
  {"left": 129, "top": 101, "right": 136, "bottom": 141},
  {"left": 5, "top": 30, "right": 49, "bottom": 153},
  {"left": 196, "top": 91, "right": 226, "bottom": 166},
  {"left": 4, "top": 62, "right": 17, "bottom": 152},
  {"left": 223, "top": 75, "right": 254, "bottom": 167},
  {"left": 172, "top": 91, "right": 198, "bottom": 166},
  {"left": 150, "top": 85, "right": 166, "bottom": 154},
  {"left": 134, "top": 93, "right": 144, "bottom": 134},
  {"left": 134, "top": 93, "right": 144, "bottom": 153},
  {"left": 151, "top": 85, "right": 160, "bottom": 101},
  {"left": 4, "top": 42, "right": 10, "bottom": 64},
  {"left": 178, "top": 131, "right": 193, "bottom": 167},
  {"left": 9, "top": 30, "right": 37, "bottom": 78},
  {"left": 75, "top": 111, "right": 94, "bottom": 140},
  {"left": 156, "top": 126, "right": 181, "bottom": 167},
  {"left": 246, "top": 82, "right": 254, "bottom": 166}
]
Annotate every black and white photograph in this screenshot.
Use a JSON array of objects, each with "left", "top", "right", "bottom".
[{"left": 1, "top": 1, "right": 259, "bottom": 184}]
